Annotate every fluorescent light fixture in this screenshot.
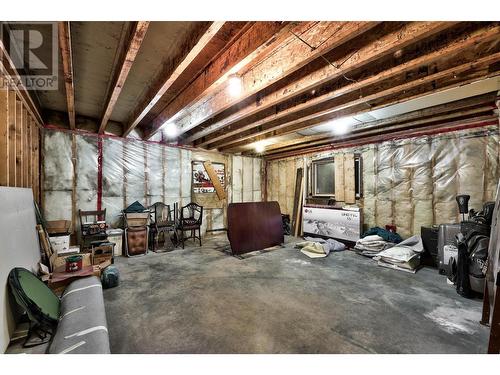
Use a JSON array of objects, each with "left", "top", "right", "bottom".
[
  {"left": 228, "top": 74, "right": 242, "bottom": 97},
  {"left": 163, "top": 122, "right": 178, "bottom": 139}
]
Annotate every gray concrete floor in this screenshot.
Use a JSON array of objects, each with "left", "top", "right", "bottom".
[{"left": 103, "top": 235, "right": 489, "bottom": 354}]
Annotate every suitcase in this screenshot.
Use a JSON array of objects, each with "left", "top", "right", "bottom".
[
  {"left": 421, "top": 226, "right": 439, "bottom": 267},
  {"left": 438, "top": 223, "right": 460, "bottom": 275}
]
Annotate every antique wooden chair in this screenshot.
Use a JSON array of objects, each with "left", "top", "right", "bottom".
[
  {"left": 177, "top": 203, "right": 203, "bottom": 248},
  {"left": 148, "top": 202, "right": 178, "bottom": 252}
]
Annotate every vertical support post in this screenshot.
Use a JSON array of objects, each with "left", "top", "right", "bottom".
[{"left": 0, "top": 88, "right": 8, "bottom": 186}]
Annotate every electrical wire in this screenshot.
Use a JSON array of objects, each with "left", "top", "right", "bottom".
[{"left": 290, "top": 29, "right": 371, "bottom": 108}]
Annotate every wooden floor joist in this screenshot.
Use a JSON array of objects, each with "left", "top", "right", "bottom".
[
  {"left": 180, "top": 21, "right": 381, "bottom": 144},
  {"left": 58, "top": 21, "right": 76, "bottom": 130},
  {"left": 220, "top": 53, "right": 500, "bottom": 152},
  {"left": 197, "top": 23, "right": 500, "bottom": 149},
  {"left": 123, "top": 21, "right": 227, "bottom": 138},
  {"left": 98, "top": 21, "right": 150, "bottom": 134},
  {"left": 144, "top": 21, "right": 295, "bottom": 140},
  {"left": 265, "top": 114, "right": 498, "bottom": 161},
  {"left": 187, "top": 21, "right": 457, "bottom": 149}
]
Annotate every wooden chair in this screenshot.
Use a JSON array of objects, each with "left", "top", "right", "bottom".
[
  {"left": 148, "top": 202, "right": 178, "bottom": 252},
  {"left": 79, "top": 209, "right": 107, "bottom": 249},
  {"left": 177, "top": 203, "right": 203, "bottom": 248}
]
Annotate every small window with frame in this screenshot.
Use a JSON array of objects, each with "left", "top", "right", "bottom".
[
  {"left": 309, "top": 154, "right": 363, "bottom": 199},
  {"left": 312, "top": 158, "right": 335, "bottom": 196}
]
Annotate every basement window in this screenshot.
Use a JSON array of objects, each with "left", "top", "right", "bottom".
[
  {"left": 312, "top": 159, "right": 335, "bottom": 196},
  {"left": 310, "top": 155, "right": 362, "bottom": 199}
]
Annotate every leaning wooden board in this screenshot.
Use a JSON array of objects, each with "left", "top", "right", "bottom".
[{"left": 227, "top": 201, "right": 284, "bottom": 255}]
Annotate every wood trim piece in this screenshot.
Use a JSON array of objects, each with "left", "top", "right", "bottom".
[
  {"left": 123, "top": 21, "right": 226, "bottom": 137},
  {"left": 98, "top": 21, "right": 150, "bottom": 134},
  {"left": 202, "top": 161, "right": 226, "bottom": 200},
  {"left": 58, "top": 21, "right": 76, "bottom": 130}
]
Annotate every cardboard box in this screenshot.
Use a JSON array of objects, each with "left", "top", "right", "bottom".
[
  {"left": 46, "top": 220, "right": 72, "bottom": 235},
  {"left": 49, "top": 235, "right": 71, "bottom": 254},
  {"left": 92, "top": 244, "right": 114, "bottom": 265},
  {"left": 51, "top": 252, "right": 92, "bottom": 271}
]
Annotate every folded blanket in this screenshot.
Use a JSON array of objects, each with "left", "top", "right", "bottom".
[
  {"left": 296, "top": 237, "right": 346, "bottom": 258},
  {"left": 373, "top": 235, "right": 423, "bottom": 270},
  {"left": 354, "top": 234, "right": 394, "bottom": 257}
]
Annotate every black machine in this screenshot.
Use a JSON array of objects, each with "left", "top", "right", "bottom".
[{"left": 449, "top": 196, "right": 494, "bottom": 298}]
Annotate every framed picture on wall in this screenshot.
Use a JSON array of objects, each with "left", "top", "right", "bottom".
[{"left": 192, "top": 161, "right": 225, "bottom": 194}]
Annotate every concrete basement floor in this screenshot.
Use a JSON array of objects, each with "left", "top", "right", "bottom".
[{"left": 103, "top": 235, "right": 489, "bottom": 354}]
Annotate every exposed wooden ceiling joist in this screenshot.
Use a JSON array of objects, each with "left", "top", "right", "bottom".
[
  {"left": 58, "top": 21, "right": 76, "bottom": 130},
  {"left": 260, "top": 104, "right": 495, "bottom": 157},
  {"left": 220, "top": 51, "right": 500, "bottom": 152},
  {"left": 249, "top": 93, "right": 497, "bottom": 156},
  {"left": 179, "top": 21, "right": 382, "bottom": 144},
  {"left": 98, "top": 21, "right": 150, "bottom": 134},
  {"left": 122, "top": 21, "right": 226, "bottom": 138},
  {"left": 197, "top": 23, "right": 500, "bottom": 149},
  {"left": 143, "top": 21, "right": 295, "bottom": 140},
  {"left": 265, "top": 114, "right": 498, "bottom": 161},
  {"left": 169, "top": 22, "right": 377, "bottom": 143}
]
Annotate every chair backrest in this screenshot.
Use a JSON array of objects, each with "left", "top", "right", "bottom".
[
  {"left": 180, "top": 203, "right": 203, "bottom": 225},
  {"left": 79, "top": 209, "right": 106, "bottom": 226}
]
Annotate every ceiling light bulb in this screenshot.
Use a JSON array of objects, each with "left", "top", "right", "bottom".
[
  {"left": 228, "top": 75, "right": 242, "bottom": 97},
  {"left": 163, "top": 122, "right": 178, "bottom": 139},
  {"left": 254, "top": 141, "right": 266, "bottom": 153},
  {"left": 331, "top": 117, "right": 353, "bottom": 136}
]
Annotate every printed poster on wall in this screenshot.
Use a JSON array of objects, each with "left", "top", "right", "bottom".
[{"left": 192, "top": 162, "right": 225, "bottom": 194}]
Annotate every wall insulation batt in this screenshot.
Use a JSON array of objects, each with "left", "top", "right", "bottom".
[
  {"left": 41, "top": 129, "right": 263, "bottom": 237},
  {"left": 267, "top": 126, "right": 499, "bottom": 239}
]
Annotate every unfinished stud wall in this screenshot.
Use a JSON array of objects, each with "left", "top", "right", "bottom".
[
  {"left": 0, "top": 86, "right": 41, "bottom": 202},
  {"left": 266, "top": 126, "right": 499, "bottom": 239},
  {"left": 41, "top": 129, "right": 263, "bottom": 238}
]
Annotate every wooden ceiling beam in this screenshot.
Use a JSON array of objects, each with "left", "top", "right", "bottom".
[
  {"left": 98, "top": 21, "right": 150, "bottom": 135},
  {"left": 197, "top": 23, "right": 500, "bottom": 149},
  {"left": 122, "top": 21, "right": 227, "bottom": 138},
  {"left": 259, "top": 105, "right": 495, "bottom": 156},
  {"left": 143, "top": 21, "right": 297, "bottom": 140},
  {"left": 58, "top": 21, "right": 76, "bottom": 130},
  {"left": 265, "top": 114, "right": 498, "bottom": 161},
  {"left": 246, "top": 93, "right": 497, "bottom": 155},
  {"left": 219, "top": 52, "right": 500, "bottom": 152},
  {"left": 185, "top": 22, "right": 456, "bottom": 147},
  {"left": 172, "top": 21, "right": 381, "bottom": 143}
]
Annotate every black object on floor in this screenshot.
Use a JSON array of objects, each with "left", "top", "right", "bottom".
[{"left": 421, "top": 226, "right": 439, "bottom": 267}]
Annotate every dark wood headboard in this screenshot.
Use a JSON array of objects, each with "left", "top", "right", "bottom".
[{"left": 227, "top": 201, "right": 284, "bottom": 255}]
